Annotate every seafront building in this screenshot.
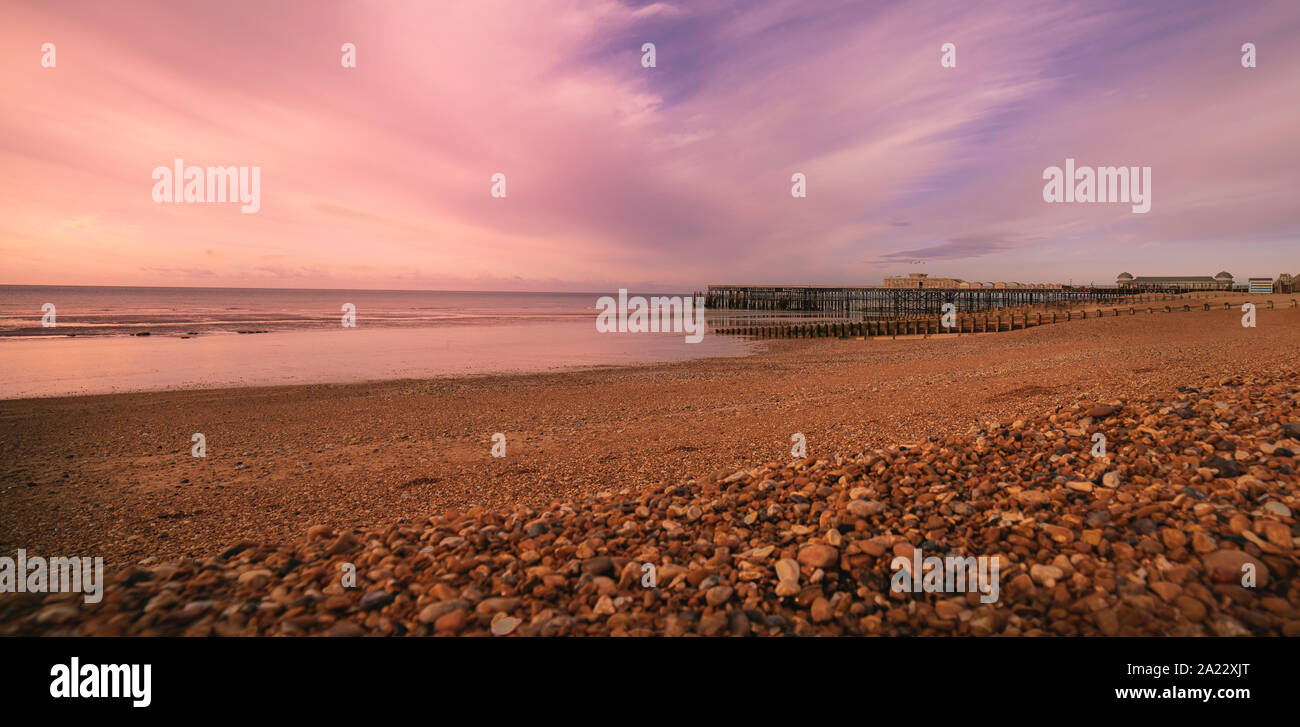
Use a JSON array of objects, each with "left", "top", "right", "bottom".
[
  {"left": 1114, "top": 271, "right": 1235, "bottom": 290},
  {"left": 1248, "top": 277, "right": 1274, "bottom": 294}
]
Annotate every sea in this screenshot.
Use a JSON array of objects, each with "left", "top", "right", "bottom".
[{"left": 0, "top": 286, "right": 755, "bottom": 399}]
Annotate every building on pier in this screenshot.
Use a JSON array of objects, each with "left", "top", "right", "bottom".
[
  {"left": 882, "top": 272, "right": 965, "bottom": 289},
  {"left": 884, "top": 273, "right": 1062, "bottom": 290},
  {"left": 1115, "top": 271, "right": 1234, "bottom": 290}
]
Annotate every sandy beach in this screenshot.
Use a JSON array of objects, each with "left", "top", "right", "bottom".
[
  {"left": 2, "top": 295, "right": 1297, "bottom": 571},
  {"left": 2, "top": 300, "right": 1297, "bottom": 636}
]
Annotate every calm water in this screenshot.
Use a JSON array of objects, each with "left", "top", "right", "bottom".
[{"left": 0, "top": 286, "right": 753, "bottom": 399}]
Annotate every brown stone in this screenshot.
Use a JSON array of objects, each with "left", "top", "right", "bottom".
[
  {"left": 1202, "top": 549, "right": 1270, "bottom": 586},
  {"left": 1161, "top": 528, "right": 1186, "bottom": 550},
  {"left": 810, "top": 597, "right": 832, "bottom": 623},
  {"left": 1043, "top": 524, "right": 1073, "bottom": 543},
  {"left": 1150, "top": 581, "right": 1181, "bottom": 603},
  {"left": 797, "top": 543, "right": 839, "bottom": 569},
  {"left": 705, "top": 585, "right": 734, "bottom": 607},
  {"left": 1095, "top": 609, "right": 1119, "bottom": 636},
  {"left": 434, "top": 609, "right": 470, "bottom": 633},
  {"left": 1256, "top": 520, "right": 1292, "bottom": 548},
  {"left": 1175, "top": 596, "right": 1206, "bottom": 622}
]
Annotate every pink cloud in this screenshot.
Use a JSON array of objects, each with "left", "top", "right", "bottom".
[{"left": 1, "top": 0, "right": 1296, "bottom": 290}]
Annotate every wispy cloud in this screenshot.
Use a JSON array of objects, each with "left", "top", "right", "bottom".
[
  {"left": 1, "top": 0, "right": 1297, "bottom": 289},
  {"left": 874, "top": 234, "right": 1029, "bottom": 263}
]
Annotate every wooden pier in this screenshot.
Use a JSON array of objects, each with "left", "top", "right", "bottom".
[
  {"left": 704, "top": 284, "right": 1131, "bottom": 317},
  {"left": 709, "top": 296, "right": 1298, "bottom": 340}
]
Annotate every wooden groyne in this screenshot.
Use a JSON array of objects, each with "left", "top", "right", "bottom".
[
  {"left": 712, "top": 297, "right": 1298, "bottom": 339},
  {"left": 704, "top": 284, "right": 1131, "bottom": 316}
]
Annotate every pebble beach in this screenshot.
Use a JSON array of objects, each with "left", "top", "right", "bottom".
[{"left": 1, "top": 298, "right": 1298, "bottom": 635}]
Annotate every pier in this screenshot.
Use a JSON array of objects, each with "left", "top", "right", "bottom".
[
  {"left": 706, "top": 292, "right": 1297, "bottom": 339},
  {"left": 703, "top": 284, "right": 1133, "bottom": 317}
]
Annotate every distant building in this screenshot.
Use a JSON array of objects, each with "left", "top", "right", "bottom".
[
  {"left": 1115, "top": 271, "right": 1234, "bottom": 290},
  {"left": 1274, "top": 273, "right": 1294, "bottom": 293},
  {"left": 1248, "top": 277, "right": 1273, "bottom": 294}
]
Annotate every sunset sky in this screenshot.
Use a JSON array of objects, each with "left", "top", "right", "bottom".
[{"left": 2, "top": 0, "right": 1297, "bottom": 291}]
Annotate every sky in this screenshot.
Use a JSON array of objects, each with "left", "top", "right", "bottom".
[{"left": 2, "top": 0, "right": 1298, "bottom": 291}]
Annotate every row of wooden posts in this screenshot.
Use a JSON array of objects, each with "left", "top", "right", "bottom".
[{"left": 712, "top": 298, "right": 1297, "bottom": 339}]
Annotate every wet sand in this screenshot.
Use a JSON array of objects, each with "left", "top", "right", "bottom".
[
  {"left": 1, "top": 295, "right": 1297, "bottom": 568},
  {"left": 0, "top": 321, "right": 751, "bottom": 399}
]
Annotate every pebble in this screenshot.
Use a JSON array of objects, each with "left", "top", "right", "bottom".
[
  {"left": 797, "top": 544, "right": 838, "bottom": 569},
  {"left": 359, "top": 590, "right": 394, "bottom": 610},
  {"left": 1263, "top": 501, "right": 1292, "bottom": 518},
  {"left": 490, "top": 613, "right": 521, "bottom": 636},
  {"left": 705, "top": 585, "right": 734, "bottom": 607},
  {"left": 236, "top": 569, "right": 273, "bottom": 588},
  {"left": 434, "top": 609, "right": 469, "bottom": 633},
  {"left": 1201, "top": 549, "right": 1270, "bottom": 586},
  {"left": 847, "top": 499, "right": 885, "bottom": 517},
  {"left": 325, "top": 621, "right": 364, "bottom": 637}
]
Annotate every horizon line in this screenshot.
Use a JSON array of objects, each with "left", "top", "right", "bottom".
[{"left": 0, "top": 282, "right": 714, "bottom": 296}]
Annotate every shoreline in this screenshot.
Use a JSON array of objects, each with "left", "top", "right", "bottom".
[
  {"left": 0, "top": 345, "right": 764, "bottom": 403},
  {"left": 0, "top": 322, "right": 755, "bottom": 400},
  {"left": 2, "top": 304, "right": 1298, "bottom": 570},
  {"left": 3, "top": 290, "right": 1292, "bottom": 401}
]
